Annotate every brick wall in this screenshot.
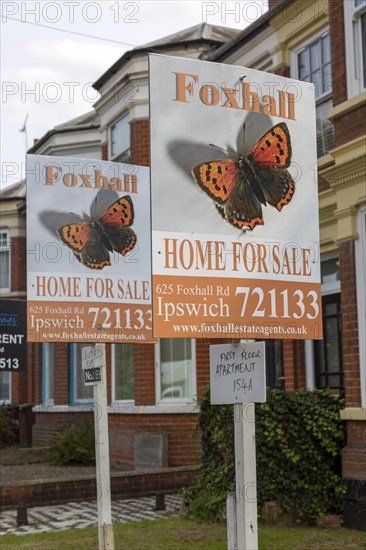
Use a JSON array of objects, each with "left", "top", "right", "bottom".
[
  {"left": 339, "top": 240, "right": 361, "bottom": 407},
  {"left": 109, "top": 414, "right": 201, "bottom": 469},
  {"left": 53, "top": 343, "right": 70, "bottom": 404},
  {"left": 333, "top": 104, "right": 366, "bottom": 149},
  {"left": 101, "top": 142, "right": 108, "bottom": 161},
  {"left": 10, "top": 237, "right": 26, "bottom": 292},
  {"left": 134, "top": 344, "right": 155, "bottom": 406},
  {"left": 329, "top": 0, "right": 347, "bottom": 106},
  {"left": 130, "top": 119, "right": 150, "bottom": 166},
  {"left": 1, "top": 466, "right": 199, "bottom": 510},
  {"left": 282, "top": 340, "right": 306, "bottom": 390}
]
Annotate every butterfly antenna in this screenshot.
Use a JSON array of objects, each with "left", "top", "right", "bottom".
[{"left": 209, "top": 143, "right": 239, "bottom": 159}]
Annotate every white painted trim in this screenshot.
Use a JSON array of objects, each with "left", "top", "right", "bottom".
[
  {"left": 108, "top": 111, "right": 130, "bottom": 162},
  {"left": 305, "top": 340, "right": 315, "bottom": 390},
  {"left": 0, "top": 228, "right": 11, "bottom": 293},
  {"left": 355, "top": 204, "right": 366, "bottom": 407},
  {"left": 111, "top": 342, "right": 134, "bottom": 404},
  {"left": 290, "top": 26, "right": 331, "bottom": 101},
  {"left": 321, "top": 280, "right": 341, "bottom": 296},
  {"left": 0, "top": 371, "right": 12, "bottom": 403},
  {"left": 155, "top": 339, "right": 197, "bottom": 405},
  {"left": 344, "top": 0, "right": 366, "bottom": 98}
]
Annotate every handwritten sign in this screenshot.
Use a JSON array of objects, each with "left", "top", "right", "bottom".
[
  {"left": 210, "top": 342, "right": 266, "bottom": 404},
  {"left": 82, "top": 344, "right": 104, "bottom": 386}
]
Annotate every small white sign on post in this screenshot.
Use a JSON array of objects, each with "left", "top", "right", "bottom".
[
  {"left": 210, "top": 342, "right": 266, "bottom": 404},
  {"left": 82, "top": 345, "right": 104, "bottom": 386},
  {"left": 210, "top": 341, "right": 266, "bottom": 550}
]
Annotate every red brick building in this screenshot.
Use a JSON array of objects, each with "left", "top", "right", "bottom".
[{"left": 1, "top": 2, "right": 365, "bottom": 528}]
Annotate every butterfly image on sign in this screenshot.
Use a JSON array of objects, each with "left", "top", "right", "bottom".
[
  {"left": 57, "top": 195, "right": 137, "bottom": 269},
  {"left": 192, "top": 122, "right": 294, "bottom": 231}
]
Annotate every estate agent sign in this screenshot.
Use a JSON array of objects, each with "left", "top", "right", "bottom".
[
  {"left": 0, "top": 300, "right": 26, "bottom": 371},
  {"left": 149, "top": 54, "right": 322, "bottom": 340},
  {"left": 26, "top": 155, "right": 152, "bottom": 343}
]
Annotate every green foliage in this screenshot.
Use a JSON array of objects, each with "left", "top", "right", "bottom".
[
  {"left": 51, "top": 422, "right": 95, "bottom": 465},
  {"left": 186, "top": 389, "right": 346, "bottom": 522},
  {"left": 0, "top": 407, "right": 18, "bottom": 448}
]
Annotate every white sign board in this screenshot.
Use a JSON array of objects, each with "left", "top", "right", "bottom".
[
  {"left": 210, "top": 342, "right": 266, "bottom": 404},
  {"left": 26, "top": 155, "right": 154, "bottom": 343},
  {"left": 149, "top": 54, "right": 322, "bottom": 340}
]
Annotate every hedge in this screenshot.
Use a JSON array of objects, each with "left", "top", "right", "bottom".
[{"left": 186, "top": 388, "right": 346, "bottom": 521}]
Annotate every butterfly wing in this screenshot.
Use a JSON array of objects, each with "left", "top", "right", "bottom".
[
  {"left": 57, "top": 222, "right": 111, "bottom": 269},
  {"left": 249, "top": 122, "right": 292, "bottom": 168},
  {"left": 192, "top": 160, "right": 238, "bottom": 204},
  {"left": 254, "top": 166, "right": 295, "bottom": 211},
  {"left": 99, "top": 196, "right": 137, "bottom": 256},
  {"left": 223, "top": 175, "right": 264, "bottom": 230}
]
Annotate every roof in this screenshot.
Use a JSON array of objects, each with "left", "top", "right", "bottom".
[
  {"left": 206, "top": 0, "right": 292, "bottom": 62},
  {"left": 0, "top": 179, "right": 26, "bottom": 199},
  {"left": 93, "top": 23, "right": 239, "bottom": 91},
  {"left": 27, "top": 110, "right": 100, "bottom": 154}
]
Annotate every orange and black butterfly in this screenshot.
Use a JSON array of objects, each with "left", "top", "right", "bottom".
[
  {"left": 57, "top": 195, "right": 137, "bottom": 269},
  {"left": 192, "top": 122, "right": 294, "bottom": 231}
]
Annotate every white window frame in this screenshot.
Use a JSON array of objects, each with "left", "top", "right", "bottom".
[
  {"left": 291, "top": 28, "right": 334, "bottom": 157},
  {"left": 109, "top": 112, "right": 131, "bottom": 162},
  {"left": 355, "top": 204, "right": 366, "bottom": 407},
  {"left": 344, "top": 0, "right": 366, "bottom": 97},
  {"left": 42, "top": 343, "right": 54, "bottom": 405},
  {"left": 111, "top": 343, "right": 134, "bottom": 404},
  {"left": 70, "top": 344, "right": 93, "bottom": 404},
  {"left": 155, "top": 339, "right": 197, "bottom": 405},
  {"left": 305, "top": 252, "right": 341, "bottom": 390},
  {"left": 0, "top": 372, "right": 12, "bottom": 403},
  {"left": 0, "top": 229, "right": 11, "bottom": 293}
]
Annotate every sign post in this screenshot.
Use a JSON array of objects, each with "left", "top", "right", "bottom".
[
  {"left": 234, "top": 402, "right": 258, "bottom": 550},
  {"left": 210, "top": 341, "right": 265, "bottom": 550},
  {"left": 82, "top": 344, "right": 114, "bottom": 550}
]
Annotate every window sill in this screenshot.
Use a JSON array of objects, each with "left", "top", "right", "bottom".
[
  {"left": 33, "top": 403, "right": 200, "bottom": 414},
  {"left": 328, "top": 91, "right": 366, "bottom": 122}
]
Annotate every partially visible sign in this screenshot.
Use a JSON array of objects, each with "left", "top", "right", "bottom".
[
  {"left": 82, "top": 344, "right": 104, "bottom": 386},
  {"left": 0, "top": 300, "right": 27, "bottom": 371},
  {"left": 26, "top": 155, "right": 153, "bottom": 343},
  {"left": 210, "top": 342, "right": 266, "bottom": 404}
]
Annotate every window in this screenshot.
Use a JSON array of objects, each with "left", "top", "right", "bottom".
[
  {"left": 295, "top": 31, "right": 334, "bottom": 157},
  {"left": 70, "top": 344, "right": 93, "bottom": 404},
  {"left": 156, "top": 339, "right": 196, "bottom": 402},
  {"left": 344, "top": 0, "right": 366, "bottom": 96},
  {"left": 112, "top": 344, "right": 134, "bottom": 401},
  {"left": 315, "top": 295, "right": 343, "bottom": 391},
  {"left": 313, "top": 256, "right": 343, "bottom": 392},
  {"left": 0, "top": 230, "right": 10, "bottom": 292},
  {"left": 42, "top": 343, "right": 54, "bottom": 404},
  {"left": 264, "top": 340, "right": 283, "bottom": 388},
  {"left": 110, "top": 113, "right": 131, "bottom": 163},
  {"left": 0, "top": 372, "right": 11, "bottom": 402}
]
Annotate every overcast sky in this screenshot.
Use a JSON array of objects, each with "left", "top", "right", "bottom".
[{"left": 1, "top": 1, "right": 268, "bottom": 190}]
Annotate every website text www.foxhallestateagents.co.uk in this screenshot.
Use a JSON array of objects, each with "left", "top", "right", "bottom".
[{"left": 173, "top": 322, "right": 308, "bottom": 336}]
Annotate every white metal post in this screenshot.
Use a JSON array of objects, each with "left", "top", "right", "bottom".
[
  {"left": 234, "top": 402, "right": 258, "bottom": 550},
  {"left": 93, "top": 343, "right": 114, "bottom": 550}
]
